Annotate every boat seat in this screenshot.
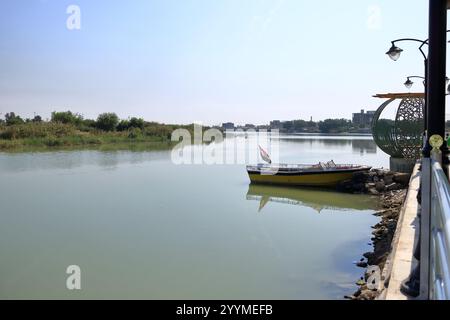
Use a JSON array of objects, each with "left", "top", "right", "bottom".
[
  {"left": 326, "top": 160, "right": 337, "bottom": 168},
  {"left": 319, "top": 162, "right": 328, "bottom": 170}
]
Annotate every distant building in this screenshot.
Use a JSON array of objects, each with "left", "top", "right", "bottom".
[
  {"left": 352, "top": 109, "right": 376, "bottom": 126},
  {"left": 222, "top": 122, "right": 235, "bottom": 130}
]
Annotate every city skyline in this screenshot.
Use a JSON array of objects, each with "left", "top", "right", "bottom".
[{"left": 1, "top": 107, "right": 375, "bottom": 127}]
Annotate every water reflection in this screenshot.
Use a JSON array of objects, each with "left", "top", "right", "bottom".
[
  {"left": 246, "top": 184, "right": 379, "bottom": 213},
  {"left": 352, "top": 140, "right": 377, "bottom": 155},
  {"left": 0, "top": 150, "right": 171, "bottom": 173},
  {"left": 279, "top": 137, "right": 377, "bottom": 155}
]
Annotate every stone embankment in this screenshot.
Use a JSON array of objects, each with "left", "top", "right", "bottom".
[
  {"left": 336, "top": 169, "right": 411, "bottom": 195},
  {"left": 338, "top": 168, "right": 410, "bottom": 300}
]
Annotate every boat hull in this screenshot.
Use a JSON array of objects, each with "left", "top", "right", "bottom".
[{"left": 247, "top": 167, "right": 370, "bottom": 187}]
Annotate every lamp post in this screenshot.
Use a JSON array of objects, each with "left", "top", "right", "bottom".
[
  {"left": 427, "top": 1, "right": 448, "bottom": 162},
  {"left": 388, "top": 44, "right": 428, "bottom": 297}
]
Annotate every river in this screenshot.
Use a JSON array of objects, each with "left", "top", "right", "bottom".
[{"left": 0, "top": 134, "right": 388, "bottom": 299}]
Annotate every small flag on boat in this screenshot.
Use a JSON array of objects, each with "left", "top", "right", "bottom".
[{"left": 259, "top": 145, "right": 272, "bottom": 164}]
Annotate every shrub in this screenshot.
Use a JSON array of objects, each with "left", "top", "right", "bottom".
[
  {"left": 129, "top": 117, "right": 144, "bottom": 130},
  {"left": 117, "top": 117, "right": 144, "bottom": 131},
  {"left": 0, "top": 123, "right": 77, "bottom": 140},
  {"left": 51, "top": 111, "right": 83, "bottom": 126},
  {"left": 117, "top": 120, "right": 130, "bottom": 131},
  {"left": 5, "top": 112, "right": 24, "bottom": 126},
  {"left": 77, "top": 119, "right": 97, "bottom": 132},
  {"left": 96, "top": 113, "right": 119, "bottom": 131},
  {"left": 143, "top": 124, "right": 172, "bottom": 138},
  {"left": 44, "top": 137, "right": 62, "bottom": 147},
  {"left": 32, "top": 115, "right": 42, "bottom": 123},
  {"left": 128, "top": 128, "right": 142, "bottom": 139},
  {"left": 0, "top": 129, "right": 14, "bottom": 140}
]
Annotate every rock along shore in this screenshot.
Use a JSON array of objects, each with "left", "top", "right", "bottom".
[{"left": 337, "top": 168, "right": 410, "bottom": 300}]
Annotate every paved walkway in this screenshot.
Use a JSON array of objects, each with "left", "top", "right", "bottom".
[{"left": 384, "top": 164, "right": 420, "bottom": 300}]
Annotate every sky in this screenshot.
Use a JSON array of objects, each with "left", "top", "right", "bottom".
[{"left": 0, "top": 0, "right": 449, "bottom": 125}]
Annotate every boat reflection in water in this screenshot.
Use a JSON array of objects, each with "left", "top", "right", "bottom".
[{"left": 246, "top": 184, "right": 379, "bottom": 213}]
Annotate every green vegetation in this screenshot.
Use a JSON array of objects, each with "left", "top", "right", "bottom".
[
  {"left": 96, "top": 113, "right": 119, "bottom": 131},
  {"left": 280, "top": 119, "right": 318, "bottom": 133},
  {"left": 273, "top": 118, "right": 361, "bottom": 134},
  {"left": 317, "top": 119, "right": 353, "bottom": 134},
  {"left": 0, "top": 111, "right": 202, "bottom": 152}
]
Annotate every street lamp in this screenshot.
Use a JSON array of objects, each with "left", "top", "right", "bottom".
[
  {"left": 404, "top": 78, "right": 414, "bottom": 89},
  {"left": 404, "top": 76, "right": 426, "bottom": 89},
  {"left": 404, "top": 76, "right": 450, "bottom": 93},
  {"left": 387, "top": 32, "right": 450, "bottom": 61},
  {"left": 386, "top": 38, "right": 429, "bottom": 148},
  {"left": 385, "top": 35, "right": 450, "bottom": 157},
  {"left": 386, "top": 44, "right": 404, "bottom": 61},
  {"left": 386, "top": 38, "right": 428, "bottom": 61}
]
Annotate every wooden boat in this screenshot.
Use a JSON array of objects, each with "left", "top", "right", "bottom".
[{"left": 246, "top": 161, "right": 371, "bottom": 187}]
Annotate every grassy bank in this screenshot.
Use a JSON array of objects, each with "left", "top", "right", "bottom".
[{"left": 0, "top": 122, "right": 193, "bottom": 152}]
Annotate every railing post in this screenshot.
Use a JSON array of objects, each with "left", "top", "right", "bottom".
[{"left": 420, "top": 158, "right": 431, "bottom": 299}]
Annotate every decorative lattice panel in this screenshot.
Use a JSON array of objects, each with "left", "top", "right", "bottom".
[
  {"left": 372, "top": 97, "right": 424, "bottom": 160},
  {"left": 394, "top": 98, "right": 424, "bottom": 159}
]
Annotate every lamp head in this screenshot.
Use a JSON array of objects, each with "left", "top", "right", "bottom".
[
  {"left": 404, "top": 78, "right": 414, "bottom": 89},
  {"left": 386, "top": 44, "right": 403, "bottom": 61}
]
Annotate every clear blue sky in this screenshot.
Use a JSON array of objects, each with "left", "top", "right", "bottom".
[{"left": 0, "top": 0, "right": 448, "bottom": 125}]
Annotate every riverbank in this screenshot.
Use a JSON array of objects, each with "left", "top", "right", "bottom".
[
  {"left": 0, "top": 122, "right": 190, "bottom": 152},
  {"left": 0, "top": 133, "right": 175, "bottom": 152},
  {"left": 338, "top": 169, "right": 410, "bottom": 300}
]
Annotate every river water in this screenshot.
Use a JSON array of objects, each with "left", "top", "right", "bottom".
[{"left": 0, "top": 134, "right": 388, "bottom": 299}]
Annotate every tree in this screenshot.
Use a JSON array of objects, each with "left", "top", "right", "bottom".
[
  {"left": 292, "top": 119, "right": 309, "bottom": 132},
  {"left": 5, "top": 112, "right": 24, "bottom": 126},
  {"left": 117, "top": 119, "right": 130, "bottom": 131},
  {"left": 82, "top": 119, "right": 97, "bottom": 128},
  {"left": 318, "top": 119, "right": 352, "bottom": 133},
  {"left": 283, "top": 121, "right": 293, "bottom": 131},
  {"left": 117, "top": 117, "right": 145, "bottom": 131},
  {"left": 32, "top": 115, "right": 42, "bottom": 122},
  {"left": 96, "top": 113, "right": 119, "bottom": 131},
  {"left": 129, "top": 117, "right": 145, "bottom": 130},
  {"left": 51, "top": 111, "right": 83, "bottom": 125}
]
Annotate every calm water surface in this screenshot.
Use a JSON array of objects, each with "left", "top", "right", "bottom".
[{"left": 0, "top": 135, "right": 388, "bottom": 299}]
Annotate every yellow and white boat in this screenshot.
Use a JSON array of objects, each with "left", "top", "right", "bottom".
[{"left": 246, "top": 161, "right": 371, "bottom": 188}]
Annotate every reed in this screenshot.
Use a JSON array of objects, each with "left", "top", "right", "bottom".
[{"left": 0, "top": 122, "right": 186, "bottom": 151}]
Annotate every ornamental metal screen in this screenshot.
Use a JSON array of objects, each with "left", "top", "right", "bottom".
[{"left": 372, "top": 97, "right": 424, "bottom": 159}]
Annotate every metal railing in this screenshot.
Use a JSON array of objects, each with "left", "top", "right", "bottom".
[{"left": 429, "top": 160, "right": 450, "bottom": 299}]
